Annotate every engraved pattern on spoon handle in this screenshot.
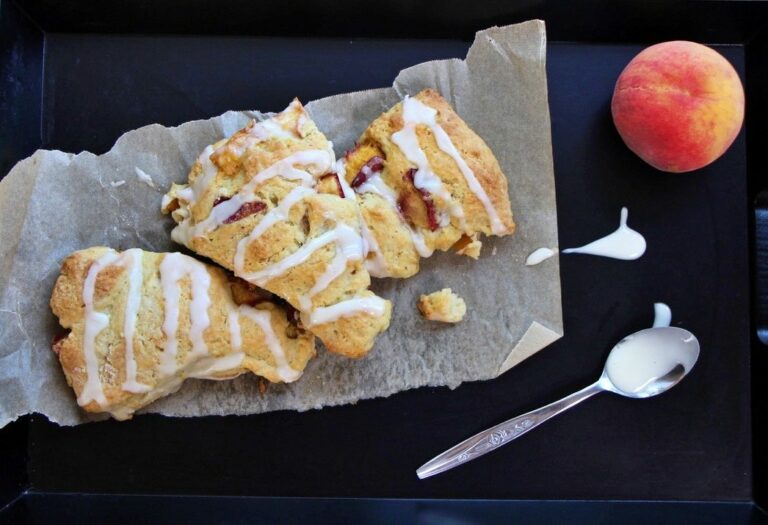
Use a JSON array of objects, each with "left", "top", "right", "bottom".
[{"left": 417, "top": 382, "right": 605, "bottom": 479}]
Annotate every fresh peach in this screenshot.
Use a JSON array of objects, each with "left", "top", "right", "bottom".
[{"left": 611, "top": 41, "right": 744, "bottom": 173}]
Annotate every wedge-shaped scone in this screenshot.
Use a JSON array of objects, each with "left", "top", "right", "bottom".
[
  {"left": 50, "top": 247, "right": 315, "bottom": 420},
  {"left": 162, "top": 100, "right": 391, "bottom": 358},
  {"left": 342, "top": 89, "right": 516, "bottom": 278}
]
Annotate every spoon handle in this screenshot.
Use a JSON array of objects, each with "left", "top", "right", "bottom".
[{"left": 416, "top": 381, "right": 604, "bottom": 479}]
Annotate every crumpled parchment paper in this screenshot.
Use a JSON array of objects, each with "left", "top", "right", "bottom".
[{"left": 0, "top": 20, "right": 561, "bottom": 427}]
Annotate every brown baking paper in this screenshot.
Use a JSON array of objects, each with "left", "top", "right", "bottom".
[{"left": 0, "top": 20, "right": 561, "bottom": 427}]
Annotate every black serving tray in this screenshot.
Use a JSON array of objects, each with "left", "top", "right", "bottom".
[{"left": 1, "top": 1, "right": 767, "bottom": 523}]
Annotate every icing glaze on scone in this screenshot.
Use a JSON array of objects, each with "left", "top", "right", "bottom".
[
  {"left": 50, "top": 247, "right": 316, "bottom": 420},
  {"left": 163, "top": 100, "right": 392, "bottom": 358},
  {"left": 343, "top": 89, "right": 515, "bottom": 278}
]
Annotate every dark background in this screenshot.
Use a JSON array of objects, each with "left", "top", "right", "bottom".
[{"left": 1, "top": 0, "right": 766, "bottom": 523}]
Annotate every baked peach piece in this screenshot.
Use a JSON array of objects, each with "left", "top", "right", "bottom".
[{"left": 611, "top": 41, "right": 744, "bottom": 173}]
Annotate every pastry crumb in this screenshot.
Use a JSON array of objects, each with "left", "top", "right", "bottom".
[
  {"left": 452, "top": 234, "right": 482, "bottom": 260},
  {"left": 418, "top": 288, "right": 466, "bottom": 323},
  {"left": 134, "top": 167, "right": 157, "bottom": 189}
]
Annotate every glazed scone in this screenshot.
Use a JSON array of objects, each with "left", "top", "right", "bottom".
[
  {"left": 162, "top": 100, "right": 391, "bottom": 358},
  {"left": 342, "top": 89, "right": 515, "bottom": 278},
  {"left": 418, "top": 288, "right": 467, "bottom": 323},
  {"left": 50, "top": 247, "right": 316, "bottom": 420}
]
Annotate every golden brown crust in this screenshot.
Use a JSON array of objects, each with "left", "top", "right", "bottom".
[
  {"left": 50, "top": 247, "right": 315, "bottom": 420},
  {"left": 163, "top": 100, "right": 392, "bottom": 358},
  {"left": 343, "top": 89, "right": 515, "bottom": 276},
  {"left": 418, "top": 288, "right": 467, "bottom": 323}
]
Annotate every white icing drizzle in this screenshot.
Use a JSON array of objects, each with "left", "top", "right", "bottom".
[
  {"left": 334, "top": 159, "right": 355, "bottom": 200},
  {"left": 307, "top": 296, "right": 389, "bottom": 327},
  {"left": 239, "top": 305, "right": 301, "bottom": 382},
  {"left": 526, "top": 247, "right": 557, "bottom": 266},
  {"left": 121, "top": 249, "right": 151, "bottom": 393},
  {"left": 238, "top": 226, "right": 343, "bottom": 287},
  {"left": 238, "top": 149, "right": 332, "bottom": 193},
  {"left": 158, "top": 253, "right": 212, "bottom": 376},
  {"left": 562, "top": 207, "right": 646, "bottom": 260},
  {"left": 653, "top": 303, "right": 672, "bottom": 328},
  {"left": 353, "top": 171, "right": 434, "bottom": 258},
  {"left": 336, "top": 159, "right": 390, "bottom": 277},
  {"left": 228, "top": 308, "right": 243, "bottom": 352},
  {"left": 391, "top": 99, "right": 466, "bottom": 229},
  {"left": 189, "top": 352, "right": 246, "bottom": 379},
  {"left": 297, "top": 224, "right": 364, "bottom": 311},
  {"left": 79, "top": 250, "right": 120, "bottom": 407},
  {"left": 250, "top": 118, "right": 293, "bottom": 141},
  {"left": 426, "top": 108, "right": 506, "bottom": 234},
  {"left": 357, "top": 173, "right": 399, "bottom": 209},
  {"left": 171, "top": 148, "right": 334, "bottom": 247},
  {"left": 234, "top": 185, "right": 315, "bottom": 275}
]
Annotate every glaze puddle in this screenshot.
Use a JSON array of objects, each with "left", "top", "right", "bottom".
[{"left": 526, "top": 207, "right": 646, "bottom": 266}]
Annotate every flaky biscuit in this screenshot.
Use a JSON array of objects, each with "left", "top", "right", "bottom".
[
  {"left": 163, "top": 100, "right": 391, "bottom": 358},
  {"left": 50, "top": 247, "right": 315, "bottom": 420},
  {"left": 343, "top": 89, "right": 515, "bottom": 277}
]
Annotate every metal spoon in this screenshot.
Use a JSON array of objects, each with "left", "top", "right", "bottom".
[{"left": 416, "top": 326, "right": 700, "bottom": 480}]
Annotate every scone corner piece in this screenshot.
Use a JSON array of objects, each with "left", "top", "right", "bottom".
[{"left": 418, "top": 288, "right": 466, "bottom": 323}]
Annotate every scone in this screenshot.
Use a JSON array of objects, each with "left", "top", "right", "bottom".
[
  {"left": 418, "top": 288, "right": 467, "bottom": 323},
  {"left": 162, "top": 100, "right": 391, "bottom": 358},
  {"left": 50, "top": 247, "right": 316, "bottom": 420},
  {"left": 342, "top": 89, "right": 516, "bottom": 278}
]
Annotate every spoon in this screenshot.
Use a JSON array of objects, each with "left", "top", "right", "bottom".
[{"left": 416, "top": 326, "right": 700, "bottom": 480}]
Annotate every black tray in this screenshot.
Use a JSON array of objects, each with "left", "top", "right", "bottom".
[{"left": 1, "top": 1, "right": 767, "bottom": 523}]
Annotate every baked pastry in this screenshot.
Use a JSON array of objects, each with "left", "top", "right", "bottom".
[
  {"left": 162, "top": 100, "right": 392, "bottom": 358},
  {"left": 50, "top": 247, "right": 315, "bottom": 420},
  {"left": 342, "top": 89, "right": 516, "bottom": 278},
  {"left": 418, "top": 288, "right": 466, "bottom": 323}
]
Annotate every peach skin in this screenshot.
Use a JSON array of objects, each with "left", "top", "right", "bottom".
[{"left": 611, "top": 41, "right": 744, "bottom": 173}]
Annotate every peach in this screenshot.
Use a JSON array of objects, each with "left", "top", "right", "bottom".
[{"left": 611, "top": 41, "right": 744, "bottom": 173}]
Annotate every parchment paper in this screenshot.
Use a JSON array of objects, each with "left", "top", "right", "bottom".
[{"left": 0, "top": 20, "right": 561, "bottom": 427}]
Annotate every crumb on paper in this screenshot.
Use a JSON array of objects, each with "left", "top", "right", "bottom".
[
  {"left": 134, "top": 167, "right": 157, "bottom": 189},
  {"left": 110, "top": 180, "right": 126, "bottom": 188},
  {"left": 452, "top": 234, "right": 482, "bottom": 260},
  {"left": 258, "top": 378, "right": 268, "bottom": 396},
  {"left": 492, "top": 246, "right": 498, "bottom": 256},
  {"left": 418, "top": 288, "right": 467, "bottom": 323}
]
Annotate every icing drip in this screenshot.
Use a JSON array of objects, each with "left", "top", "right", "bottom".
[
  {"left": 79, "top": 250, "right": 120, "bottom": 407},
  {"left": 189, "top": 352, "right": 246, "bottom": 379},
  {"left": 391, "top": 96, "right": 506, "bottom": 233},
  {"left": 239, "top": 305, "right": 301, "bottom": 382},
  {"left": 336, "top": 159, "right": 389, "bottom": 277},
  {"left": 158, "top": 253, "right": 212, "bottom": 377},
  {"left": 562, "top": 207, "right": 646, "bottom": 260},
  {"left": 171, "top": 148, "right": 334, "bottom": 247},
  {"left": 121, "top": 249, "right": 151, "bottom": 393},
  {"left": 353, "top": 171, "right": 434, "bottom": 258},
  {"left": 391, "top": 97, "right": 466, "bottom": 229},
  {"left": 238, "top": 226, "right": 356, "bottom": 288},
  {"left": 653, "top": 303, "right": 672, "bottom": 328},
  {"left": 234, "top": 185, "right": 315, "bottom": 275},
  {"left": 297, "top": 224, "right": 364, "bottom": 311},
  {"left": 307, "top": 296, "right": 389, "bottom": 327},
  {"left": 228, "top": 309, "right": 243, "bottom": 352},
  {"left": 525, "top": 247, "right": 557, "bottom": 266}
]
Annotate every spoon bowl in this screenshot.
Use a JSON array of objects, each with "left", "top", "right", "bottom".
[
  {"left": 417, "top": 326, "right": 700, "bottom": 480},
  {"left": 600, "top": 327, "right": 700, "bottom": 398}
]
